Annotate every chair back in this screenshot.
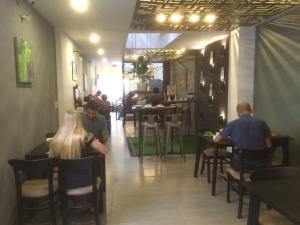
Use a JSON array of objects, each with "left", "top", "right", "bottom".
[
  {"left": 250, "top": 167, "right": 300, "bottom": 181},
  {"left": 58, "top": 156, "right": 101, "bottom": 191},
  {"left": 8, "top": 158, "right": 57, "bottom": 198},
  {"left": 165, "top": 113, "right": 182, "bottom": 124},
  {"left": 142, "top": 115, "right": 159, "bottom": 124},
  {"left": 233, "top": 148, "right": 271, "bottom": 181}
]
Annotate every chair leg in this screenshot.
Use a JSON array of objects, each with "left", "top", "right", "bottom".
[
  {"left": 154, "top": 126, "right": 161, "bottom": 160},
  {"left": 200, "top": 154, "right": 206, "bottom": 174},
  {"left": 227, "top": 174, "right": 231, "bottom": 203},
  {"left": 237, "top": 185, "right": 244, "bottom": 219},
  {"left": 61, "top": 193, "right": 68, "bottom": 225},
  {"left": 122, "top": 112, "right": 126, "bottom": 127},
  {"left": 207, "top": 159, "right": 211, "bottom": 183},
  {"left": 93, "top": 193, "right": 100, "bottom": 225},
  {"left": 220, "top": 159, "right": 224, "bottom": 174},
  {"left": 49, "top": 195, "right": 57, "bottom": 225},
  {"left": 16, "top": 200, "right": 24, "bottom": 225},
  {"left": 165, "top": 126, "right": 170, "bottom": 162},
  {"left": 140, "top": 126, "right": 147, "bottom": 163},
  {"left": 178, "top": 127, "right": 185, "bottom": 161}
]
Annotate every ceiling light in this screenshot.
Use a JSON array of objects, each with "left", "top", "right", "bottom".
[
  {"left": 170, "top": 13, "right": 182, "bottom": 23},
  {"left": 156, "top": 13, "right": 167, "bottom": 23},
  {"left": 70, "top": 0, "right": 88, "bottom": 13},
  {"left": 204, "top": 14, "right": 216, "bottom": 23},
  {"left": 189, "top": 14, "right": 200, "bottom": 23},
  {"left": 102, "top": 58, "right": 107, "bottom": 63},
  {"left": 176, "top": 50, "right": 181, "bottom": 55},
  {"left": 97, "top": 48, "right": 104, "bottom": 55},
  {"left": 180, "top": 48, "right": 186, "bottom": 53},
  {"left": 89, "top": 33, "right": 100, "bottom": 43}
]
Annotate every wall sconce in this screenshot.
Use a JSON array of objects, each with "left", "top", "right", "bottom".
[
  {"left": 220, "top": 67, "right": 225, "bottom": 92},
  {"left": 218, "top": 110, "right": 226, "bottom": 127},
  {"left": 209, "top": 51, "right": 214, "bottom": 67},
  {"left": 208, "top": 83, "right": 214, "bottom": 105},
  {"left": 200, "top": 71, "right": 205, "bottom": 89}
]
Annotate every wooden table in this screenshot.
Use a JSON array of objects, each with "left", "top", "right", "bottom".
[
  {"left": 194, "top": 133, "right": 291, "bottom": 196},
  {"left": 25, "top": 142, "right": 107, "bottom": 192},
  {"left": 246, "top": 169, "right": 300, "bottom": 225},
  {"left": 132, "top": 105, "right": 180, "bottom": 154}
]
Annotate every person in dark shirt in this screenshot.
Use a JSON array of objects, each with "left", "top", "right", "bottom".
[
  {"left": 149, "top": 87, "right": 164, "bottom": 106},
  {"left": 214, "top": 101, "right": 271, "bottom": 170},
  {"left": 81, "top": 100, "right": 108, "bottom": 144}
]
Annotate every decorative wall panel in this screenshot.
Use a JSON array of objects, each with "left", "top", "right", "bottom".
[
  {"left": 131, "top": 0, "right": 299, "bottom": 31},
  {"left": 195, "top": 39, "right": 229, "bottom": 131}
]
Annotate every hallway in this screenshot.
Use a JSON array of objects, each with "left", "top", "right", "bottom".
[{"left": 103, "top": 116, "right": 291, "bottom": 225}]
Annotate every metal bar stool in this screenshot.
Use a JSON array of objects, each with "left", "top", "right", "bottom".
[
  {"left": 140, "top": 115, "right": 161, "bottom": 163},
  {"left": 163, "top": 114, "right": 185, "bottom": 162}
]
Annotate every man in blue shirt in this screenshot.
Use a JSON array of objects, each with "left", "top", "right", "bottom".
[{"left": 214, "top": 101, "right": 271, "bottom": 170}]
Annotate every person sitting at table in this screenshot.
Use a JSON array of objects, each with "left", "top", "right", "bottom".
[
  {"left": 148, "top": 87, "right": 165, "bottom": 106},
  {"left": 49, "top": 110, "right": 108, "bottom": 159},
  {"left": 98, "top": 94, "right": 111, "bottom": 134},
  {"left": 81, "top": 100, "right": 108, "bottom": 144},
  {"left": 214, "top": 101, "right": 272, "bottom": 170}
]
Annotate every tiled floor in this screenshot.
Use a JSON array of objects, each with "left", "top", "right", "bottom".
[{"left": 102, "top": 115, "right": 293, "bottom": 225}]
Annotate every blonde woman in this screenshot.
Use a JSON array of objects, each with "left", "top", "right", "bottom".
[{"left": 49, "top": 110, "right": 108, "bottom": 159}]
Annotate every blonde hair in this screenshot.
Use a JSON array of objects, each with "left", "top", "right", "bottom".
[{"left": 49, "top": 110, "right": 87, "bottom": 159}]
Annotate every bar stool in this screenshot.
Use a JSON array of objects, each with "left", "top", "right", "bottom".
[
  {"left": 163, "top": 114, "right": 185, "bottom": 162},
  {"left": 140, "top": 115, "right": 161, "bottom": 163}
]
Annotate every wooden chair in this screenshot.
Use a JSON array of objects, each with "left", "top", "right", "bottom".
[
  {"left": 8, "top": 158, "right": 58, "bottom": 225},
  {"left": 227, "top": 148, "right": 271, "bottom": 218},
  {"left": 58, "top": 156, "right": 103, "bottom": 225},
  {"left": 200, "top": 147, "right": 232, "bottom": 183}
]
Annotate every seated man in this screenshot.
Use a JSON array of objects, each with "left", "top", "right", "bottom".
[
  {"left": 149, "top": 87, "right": 165, "bottom": 106},
  {"left": 81, "top": 100, "right": 108, "bottom": 144},
  {"left": 214, "top": 101, "right": 271, "bottom": 170}
]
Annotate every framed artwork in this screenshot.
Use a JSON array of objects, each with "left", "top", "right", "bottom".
[
  {"left": 14, "top": 37, "right": 34, "bottom": 83},
  {"left": 72, "top": 61, "right": 77, "bottom": 81}
]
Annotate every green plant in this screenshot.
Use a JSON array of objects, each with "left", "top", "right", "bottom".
[{"left": 128, "top": 56, "right": 154, "bottom": 83}]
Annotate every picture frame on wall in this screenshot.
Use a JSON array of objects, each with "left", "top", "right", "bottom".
[
  {"left": 14, "top": 37, "right": 35, "bottom": 83},
  {"left": 72, "top": 61, "right": 77, "bottom": 81}
]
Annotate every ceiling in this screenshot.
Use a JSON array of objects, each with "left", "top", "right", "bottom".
[
  {"left": 31, "top": 0, "right": 299, "bottom": 65},
  {"left": 33, "top": 0, "right": 137, "bottom": 64},
  {"left": 131, "top": 0, "right": 299, "bottom": 31}
]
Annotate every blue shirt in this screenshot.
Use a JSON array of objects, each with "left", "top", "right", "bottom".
[
  {"left": 220, "top": 115, "right": 271, "bottom": 149},
  {"left": 220, "top": 115, "right": 271, "bottom": 171}
]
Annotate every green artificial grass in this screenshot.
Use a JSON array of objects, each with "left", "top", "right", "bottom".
[{"left": 126, "top": 135, "right": 197, "bottom": 156}]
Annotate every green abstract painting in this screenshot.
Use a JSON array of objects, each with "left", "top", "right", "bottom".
[{"left": 14, "top": 37, "right": 34, "bottom": 83}]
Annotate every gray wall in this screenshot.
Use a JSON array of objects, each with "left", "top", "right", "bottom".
[
  {"left": 0, "top": 0, "right": 58, "bottom": 224},
  {"left": 254, "top": 6, "right": 300, "bottom": 166}
]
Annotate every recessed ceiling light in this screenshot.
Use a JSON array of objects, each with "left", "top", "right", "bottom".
[
  {"left": 189, "top": 14, "right": 200, "bottom": 23},
  {"left": 156, "top": 13, "right": 167, "bottom": 23},
  {"left": 70, "top": 0, "right": 88, "bottom": 13},
  {"left": 89, "top": 33, "right": 100, "bottom": 43},
  {"left": 204, "top": 14, "right": 216, "bottom": 23},
  {"left": 170, "top": 13, "right": 182, "bottom": 23},
  {"left": 102, "top": 58, "right": 107, "bottom": 63},
  {"left": 97, "top": 48, "right": 104, "bottom": 55}
]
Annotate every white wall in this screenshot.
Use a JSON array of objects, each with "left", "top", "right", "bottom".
[
  {"left": 228, "top": 26, "right": 256, "bottom": 121},
  {"left": 55, "top": 29, "right": 93, "bottom": 124}
]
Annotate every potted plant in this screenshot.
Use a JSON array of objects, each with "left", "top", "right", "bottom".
[{"left": 127, "top": 56, "right": 154, "bottom": 90}]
